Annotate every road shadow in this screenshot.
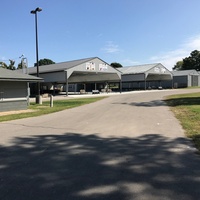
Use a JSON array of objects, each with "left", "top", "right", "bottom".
[
  {"left": 113, "top": 100, "right": 166, "bottom": 107},
  {"left": 0, "top": 133, "right": 200, "bottom": 200}
]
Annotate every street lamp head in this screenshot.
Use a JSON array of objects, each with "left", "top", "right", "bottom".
[
  {"left": 30, "top": 7, "right": 42, "bottom": 14},
  {"left": 30, "top": 10, "right": 36, "bottom": 14},
  {"left": 36, "top": 7, "right": 42, "bottom": 12}
]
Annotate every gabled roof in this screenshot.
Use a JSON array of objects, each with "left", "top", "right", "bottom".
[
  {"left": 119, "top": 63, "right": 163, "bottom": 74},
  {"left": 0, "top": 67, "right": 43, "bottom": 82},
  {"left": 171, "top": 70, "right": 199, "bottom": 76},
  {"left": 28, "top": 57, "right": 98, "bottom": 74}
]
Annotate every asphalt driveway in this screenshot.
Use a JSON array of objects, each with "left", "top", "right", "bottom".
[{"left": 0, "top": 89, "right": 200, "bottom": 200}]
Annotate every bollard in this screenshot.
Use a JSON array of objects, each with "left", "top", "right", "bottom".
[
  {"left": 50, "top": 95, "right": 53, "bottom": 107},
  {"left": 36, "top": 95, "right": 42, "bottom": 104}
]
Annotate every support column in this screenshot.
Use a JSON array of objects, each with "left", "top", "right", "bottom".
[
  {"left": 120, "top": 80, "right": 122, "bottom": 93},
  {"left": 53, "top": 84, "right": 56, "bottom": 96},
  {"left": 144, "top": 74, "right": 147, "bottom": 90},
  {"left": 65, "top": 71, "right": 68, "bottom": 96}
]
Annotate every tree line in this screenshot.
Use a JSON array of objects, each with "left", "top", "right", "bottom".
[
  {"left": 0, "top": 58, "right": 55, "bottom": 70},
  {"left": 0, "top": 58, "right": 123, "bottom": 70},
  {"left": 173, "top": 50, "right": 200, "bottom": 71}
]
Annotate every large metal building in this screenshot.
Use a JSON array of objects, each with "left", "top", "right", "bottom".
[
  {"left": 120, "top": 63, "right": 173, "bottom": 90},
  {"left": 28, "top": 57, "right": 121, "bottom": 95}
]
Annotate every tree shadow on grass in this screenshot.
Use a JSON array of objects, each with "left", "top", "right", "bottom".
[
  {"left": 0, "top": 133, "right": 200, "bottom": 200},
  {"left": 165, "top": 97, "right": 200, "bottom": 107}
]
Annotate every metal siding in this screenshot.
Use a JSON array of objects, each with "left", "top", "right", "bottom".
[
  {"left": 146, "top": 74, "right": 172, "bottom": 81},
  {"left": 39, "top": 72, "right": 66, "bottom": 82},
  {"left": 70, "top": 58, "right": 121, "bottom": 79},
  {"left": 191, "top": 75, "right": 198, "bottom": 86},
  {"left": 188, "top": 76, "right": 191, "bottom": 87},
  {"left": 147, "top": 63, "right": 171, "bottom": 74},
  {"left": 0, "top": 100, "right": 27, "bottom": 111},
  {"left": 68, "top": 73, "right": 120, "bottom": 83},
  {"left": 0, "top": 82, "right": 27, "bottom": 99},
  {"left": 173, "top": 76, "right": 188, "bottom": 88},
  {"left": 0, "top": 81, "right": 28, "bottom": 112},
  {"left": 199, "top": 74, "right": 200, "bottom": 86},
  {"left": 122, "top": 74, "right": 145, "bottom": 82}
]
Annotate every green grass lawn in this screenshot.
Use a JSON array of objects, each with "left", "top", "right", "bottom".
[
  {"left": 165, "top": 92, "right": 200, "bottom": 151},
  {"left": 0, "top": 97, "right": 106, "bottom": 122}
]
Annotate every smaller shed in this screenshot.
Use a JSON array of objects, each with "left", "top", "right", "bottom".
[
  {"left": 120, "top": 63, "right": 172, "bottom": 90},
  {"left": 171, "top": 70, "right": 200, "bottom": 88},
  {"left": 0, "top": 67, "right": 42, "bottom": 112}
]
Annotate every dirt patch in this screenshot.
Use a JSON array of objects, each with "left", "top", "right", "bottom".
[{"left": 0, "top": 109, "right": 35, "bottom": 116}]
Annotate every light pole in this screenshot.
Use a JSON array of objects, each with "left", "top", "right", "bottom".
[{"left": 30, "top": 7, "right": 42, "bottom": 104}]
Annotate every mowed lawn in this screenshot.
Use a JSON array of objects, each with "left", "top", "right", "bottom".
[
  {"left": 0, "top": 97, "right": 105, "bottom": 122},
  {"left": 165, "top": 92, "right": 200, "bottom": 151}
]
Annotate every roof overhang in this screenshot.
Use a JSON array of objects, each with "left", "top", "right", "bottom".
[
  {"left": 68, "top": 70, "right": 121, "bottom": 83},
  {"left": 0, "top": 78, "right": 44, "bottom": 82}
]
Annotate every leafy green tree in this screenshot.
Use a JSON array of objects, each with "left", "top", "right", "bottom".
[
  {"left": 110, "top": 62, "right": 123, "bottom": 68},
  {"left": 0, "top": 62, "right": 8, "bottom": 69},
  {"left": 173, "top": 60, "right": 183, "bottom": 70},
  {"left": 17, "top": 63, "right": 23, "bottom": 69},
  {"left": 182, "top": 50, "right": 200, "bottom": 71},
  {"left": 18, "top": 59, "right": 28, "bottom": 69},
  {"left": 8, "top": 60, "right": 16, "bottom": 70},
  {"left": 173, "top": 50, "right": 200, "bottom": 71},
  {"left": 37, "top": 58, "right": 55, "bottom": 66}
]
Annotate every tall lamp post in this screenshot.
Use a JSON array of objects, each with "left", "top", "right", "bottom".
[{"left": 30, "top": 7, "right": 42, "bottom": 104}]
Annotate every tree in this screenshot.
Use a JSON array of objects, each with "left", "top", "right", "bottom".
[
  {"left": 0, "top": 62, "right": 8, "bottom": 69},
  {"left": 17, "top": 58, "right": 28, "bottom": 69},
  {"left": 173, "top": 60, "right": 183, "bottom": 71},
  {"left": 110, "top": 62, "right": 123, "bottom": 68},
  {"left": 173, "top": 50, "right": 200, "bottom": 71},
  {"left": 36, "top": 58, "right": 55, "bottom": 66},
  {"left": 182, "top": 50, "right": 200, "bottom": 71},
  {"left": 7, "top": 60, "right": 16, "bottom": 70}
]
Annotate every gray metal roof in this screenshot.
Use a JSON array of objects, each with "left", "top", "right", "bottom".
[
  {"left": 0, "top": 67, "right": 43, "bottom": 82},
  {"left": 119, "top": 63, "right": 162, "bottom": 74},
  {"left": 171, "top": 70, "right": 199, "bottom": 76},
  {"left": 28, "top": 57, "right": 97, "bottom": 74}
]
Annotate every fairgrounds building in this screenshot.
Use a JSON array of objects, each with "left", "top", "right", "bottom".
[
  {"left": 26, "top": 57, "right": 200, "bottom": 95},
  {"left": 28, "top": 57, "right": 122, "bottom": 96},
  {"left": 120, "top": 63, "right": 173, "bottom": 90}
]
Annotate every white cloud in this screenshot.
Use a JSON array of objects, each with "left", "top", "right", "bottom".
[
  {"left": 0, "top": 56, "right": 7, "bottom": 62},
  {"left": 101, "top": 41, "right": 121, "bottom": 53},
  {"left": 121, "top": 59, "right": 140, "bottom": 66},
  {"left": 150, "top": 34, "right": 200, "bottom": 70}
]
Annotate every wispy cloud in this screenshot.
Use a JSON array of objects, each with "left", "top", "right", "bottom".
[
  {"left": 121, "top": 59, "right": 140, "bottom": 66},
  {"left": 97, "top": 33, "right": 103, "bottom": 38},
  {"left": 0, "top": 56, "right": 7, "bottom": 62},
  {"left": 101, "top": 41, "right": 121, "bottom": 53},
  {"left": 150, "top": 34, "right": 200, "bottom": 70}
]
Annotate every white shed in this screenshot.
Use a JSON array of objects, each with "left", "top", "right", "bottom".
[
  {"left": 171, "top": 70, "right": 200, "bottom": 88},
  {"left": 0, "top": 67, "right": 42, "bottom": 112}
]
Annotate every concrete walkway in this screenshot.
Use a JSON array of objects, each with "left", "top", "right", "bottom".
[{"left": 0, "top": 89, "right": 200, "bottom": 200}]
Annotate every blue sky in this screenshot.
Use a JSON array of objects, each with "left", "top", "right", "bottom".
[{"left": 1, "top": 0, "right": 200, "bottom": 70}]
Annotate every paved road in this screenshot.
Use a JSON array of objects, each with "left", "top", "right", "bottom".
[{"left": 0, "top": 89, "right": 200, "bottom": 200}]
